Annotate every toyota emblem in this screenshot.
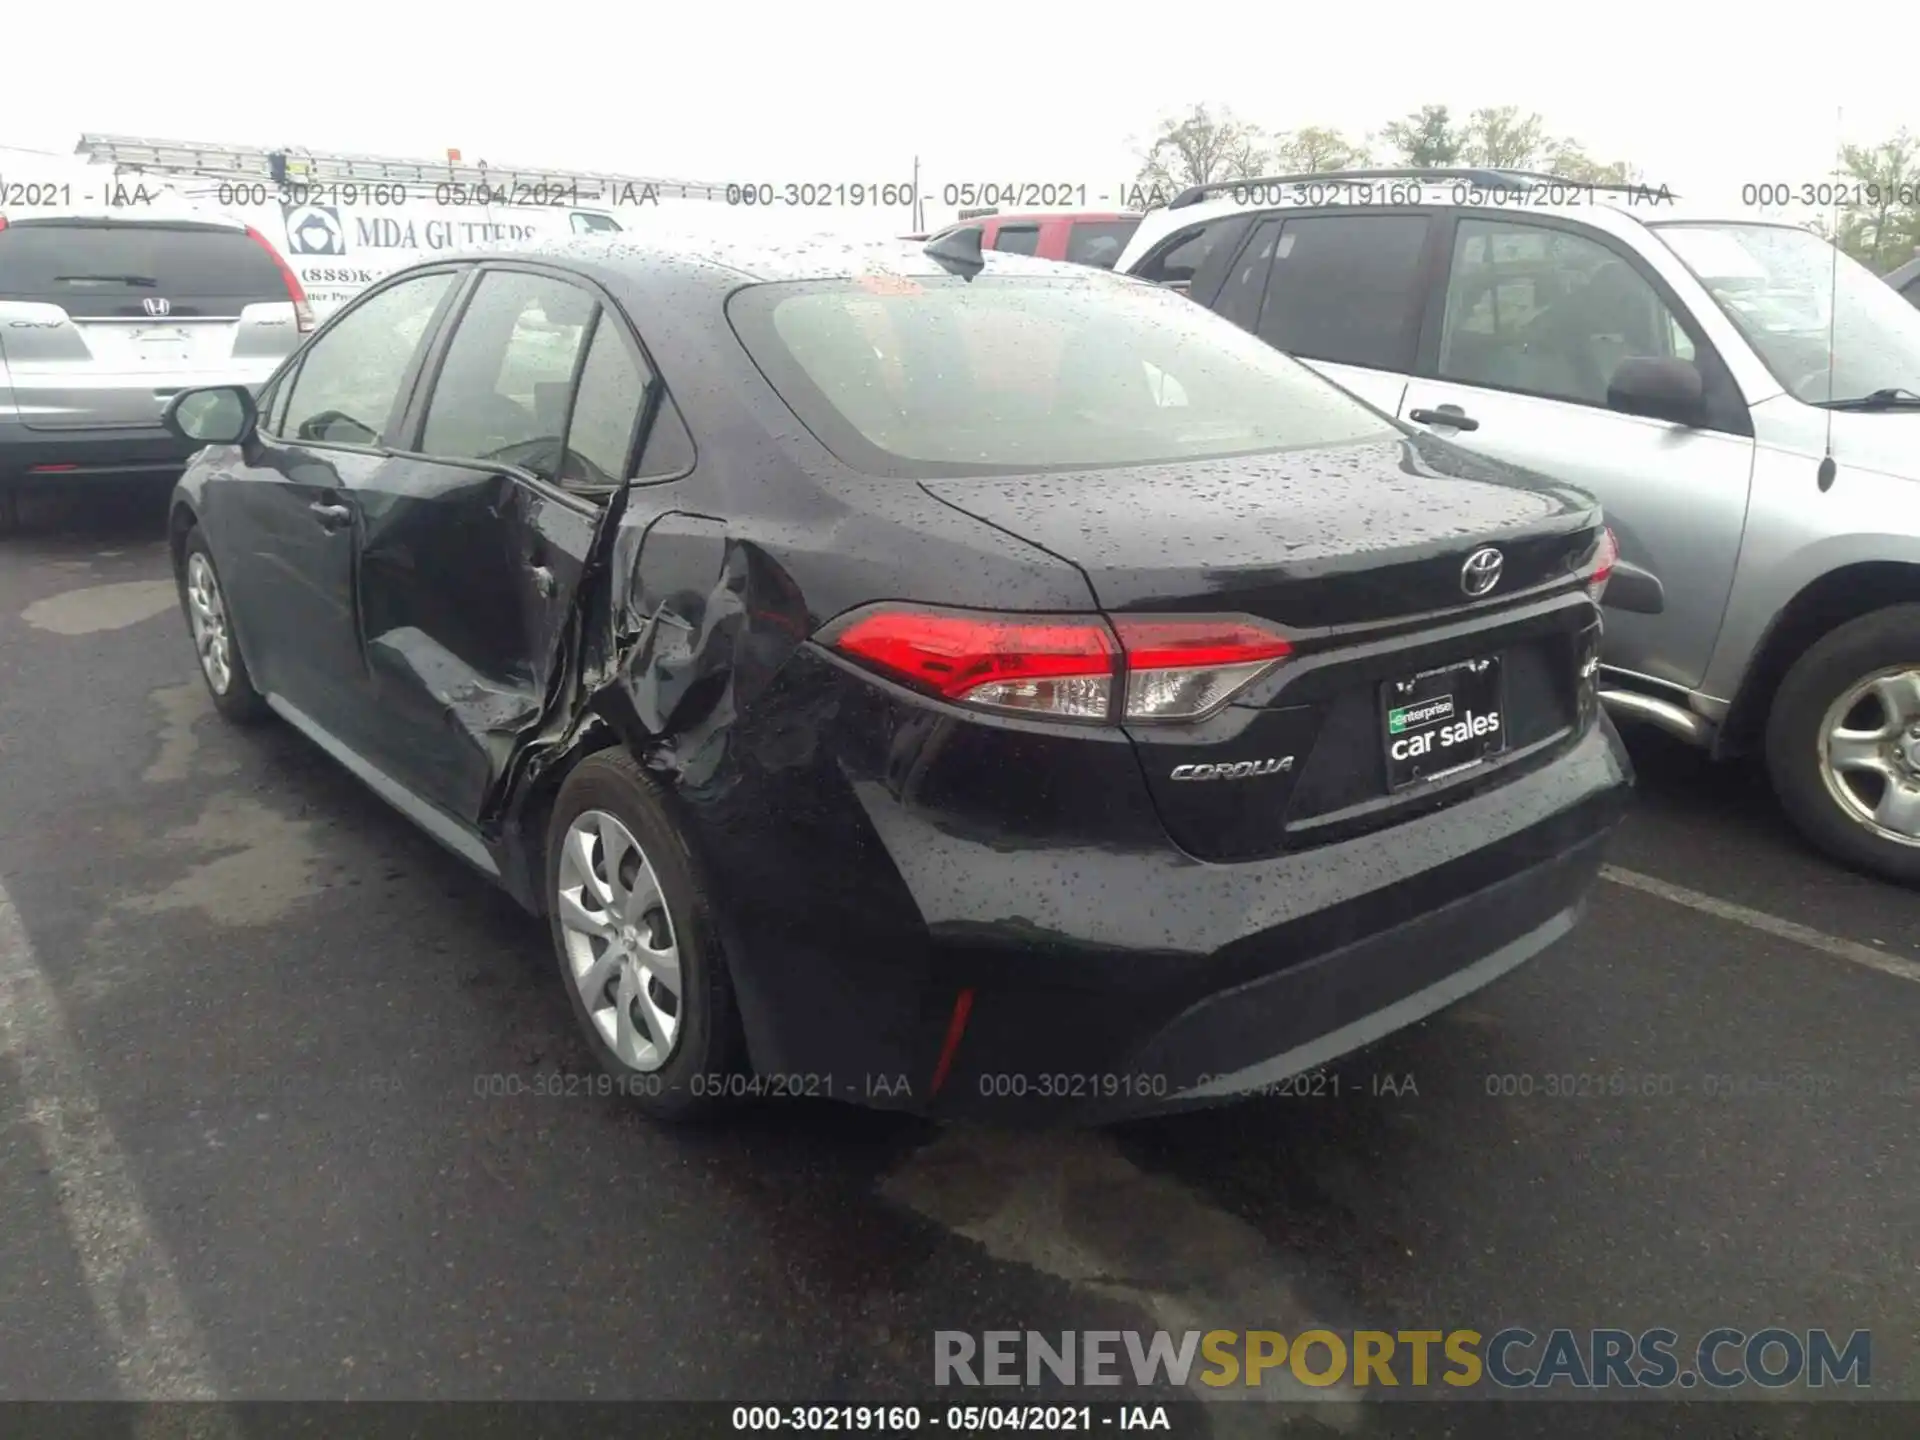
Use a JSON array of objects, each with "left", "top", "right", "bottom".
[
  {"left": 142, "top": 297, "right": 172, "bottom": 317},
  {"left": 1460, "top": 547, "right": 1504, "bottom": 597}
]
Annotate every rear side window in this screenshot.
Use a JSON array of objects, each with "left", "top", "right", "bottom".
[
  {"left": 1065, "top": 220, "right": 1140, "bottom": 269},
  {"left": 1256, "top": 214, "right": 1430, "bottom": 371},
  {"left": 992, "top": 225, "right": 1041, "bottom": 256},
  {"left": 729, "top": 274, "right": 1396, "bottom": 478},
  {"left": 564, "top": 314, "right": 649, "bottom": 487},
  {"left": 0, "top": 221, "right": 286, "bottom": 317},
  {"left": 422, "top": 271, "right": 597, "bottom": 481}
]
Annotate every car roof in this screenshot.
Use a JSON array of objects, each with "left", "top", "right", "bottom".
[
  {"left": 426, "top": 231, "right": 1123, "bottom": 289},
  {"left": 0, "top": 201, "right": 247, "bottom": 229},
  {"left": 1113, "top": 174, "right": 1729, "bottom": 272}
]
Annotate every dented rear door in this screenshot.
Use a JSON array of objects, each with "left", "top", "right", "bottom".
[{"left": 348, "top": 456, "right": 597, "bottom": 827}]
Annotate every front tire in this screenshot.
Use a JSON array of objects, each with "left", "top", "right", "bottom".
[
  {"left": 177, "top": 526, "right": 269, "bottom": 725},
  {"left": 1766, "top": 603, "right": 1920, "bottom": 885},
  {"left": 544, "top": 749, "right": 743, "bottom": 1120}
]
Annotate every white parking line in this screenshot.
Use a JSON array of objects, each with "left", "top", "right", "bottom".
[
  {"left": 0, "top": 877, "right": 227, "bottom": 1400},
  {"left": 1602, "top": 865, "right": 1920, "bottom": 985}
]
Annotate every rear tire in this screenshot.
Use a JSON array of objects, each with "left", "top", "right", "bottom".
[
  {"left": 544, "top": 749, "right": 743, "bottom": 1120},
  {"left": 1765, "top": 603, "right": 1920, "bottom": 885},
  {"left": 176, "top": 526, "right": 269, "bottom": 725}
]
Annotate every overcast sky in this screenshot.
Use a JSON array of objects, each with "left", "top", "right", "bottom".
[{"left": 2, "top": 0, "right": 1910, "bottom": 235}]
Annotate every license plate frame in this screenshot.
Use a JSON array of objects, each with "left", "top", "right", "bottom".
[{"left": 1381, "top": 655, "right": 1508, "bottom": 792}]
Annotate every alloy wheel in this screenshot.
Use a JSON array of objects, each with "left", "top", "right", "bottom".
[
  {"left": 185, "top": 552, "right": 234, "bottom": 696},
  {"left": 555, "top": 809, "right": 683, "bottom": 1071},
  {"left": 1819, "top": 666, "right": 1920, "bottom": 847}
]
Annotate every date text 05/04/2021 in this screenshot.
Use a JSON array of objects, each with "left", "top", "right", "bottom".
[{"left": 730, "top": 1406, "right": 1176, "bottom": 1433}]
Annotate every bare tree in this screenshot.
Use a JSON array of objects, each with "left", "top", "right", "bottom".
[
  {"left": 1270, "top": 126, "right": 1370, "bottom": 173},
  {"left": 1540, "top": 138, "right": 1636, "bottom": 186},
  {"left": 1379, "top": 105, "right": 1465, "bottom": 168},
  {"left": 1461, "top": 107, "right": 1549, "bottom": 169},
  {"left": 1134, "top": 105, "right": 1269, "bottom": 193}
]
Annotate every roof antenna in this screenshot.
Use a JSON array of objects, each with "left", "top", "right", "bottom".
[
  {"left": 924, "top": 225, "right": 984, "bottom": 279},
  {"left": 1817, "top": 105, "right": 1842, "bottom": 493}
]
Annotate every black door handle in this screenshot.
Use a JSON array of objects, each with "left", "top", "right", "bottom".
[
  {"left": 308, "top": 501, "right": 352, "bottom": 529},
  {"left": 1408, "top": 405, "right": 1480, "bottom": 432}
]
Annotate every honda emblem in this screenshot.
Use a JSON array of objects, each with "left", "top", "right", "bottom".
[{"left": 142, "top": 297, "right": 172, "bottom": 317}]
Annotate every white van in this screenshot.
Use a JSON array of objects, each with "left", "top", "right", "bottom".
[{"left": 166, "top": 182, "right": 630, "bottom": 315}]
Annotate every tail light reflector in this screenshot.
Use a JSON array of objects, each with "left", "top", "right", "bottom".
[
  {"left": 825, "top": 606, "right": 1292, "bottom": 723},
  {"left": 1110, "top": 616, "right": 1292, "bottom": 720},
  {"left": 245, "top": 225, "right": 315, "bottom": 332},
  {"left": 1586, "top": 527, "right": 1618, "bottom": 601}
]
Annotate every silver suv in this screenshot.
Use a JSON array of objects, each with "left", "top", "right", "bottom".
[
  {"left": 0, "top": 205, "right": 309, "bottom": 531},
  {"left": 1119, "top": 168, "right": 1920, "bottom": 883}
]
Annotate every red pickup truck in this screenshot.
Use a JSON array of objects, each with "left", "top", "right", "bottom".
[{"left": 906, "top": 211, "right": 1142, "bottom": 269}]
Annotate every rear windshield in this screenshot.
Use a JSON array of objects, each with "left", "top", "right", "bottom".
[
  {"left": 0, "top": 221, "right": 285, "bottom": 307},
  {"left": 1065, "top": 220, "right": 1141, "bottom": 268},
  {"left": 727, "top": 273, "right": 1397, "bottom": 478}
]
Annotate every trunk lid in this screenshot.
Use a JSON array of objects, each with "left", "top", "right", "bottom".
[
  {"left": 919, "top": 432, "right": 1602, "bottom": 630},
  {"left": 922, "top": 432, "right": 1608, "bottom": 863}
]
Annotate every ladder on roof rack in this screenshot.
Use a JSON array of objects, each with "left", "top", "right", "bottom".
[{"left": 73, "top": 133, "right": 733, "bottom": 205}]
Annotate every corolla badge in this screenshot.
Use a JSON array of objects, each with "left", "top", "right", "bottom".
[
  {"left": 1170, "top": 757, "right": 1294, "bottom": 781},
  {"left": 1460, "top": 546, "right": 1504, "bottom": 597}
]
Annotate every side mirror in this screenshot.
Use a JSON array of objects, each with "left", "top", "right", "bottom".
[
  {"left": 1607, "top": 357, "right": 1704, "bottom": 427},
  {"left": 162, "top": 385, "right": 257, "bottom": 446}
]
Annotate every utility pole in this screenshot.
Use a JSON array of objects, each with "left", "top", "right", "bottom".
[{"left": 912, "top": 155, "right": 923, "bottom": 232}]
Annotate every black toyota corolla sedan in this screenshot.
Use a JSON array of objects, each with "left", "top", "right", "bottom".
[{"left": 159, "top": 233, "right": 1632, "bottom": 1123}]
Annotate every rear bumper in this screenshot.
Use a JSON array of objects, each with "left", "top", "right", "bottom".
[
  {"left": 669, "top": 645, "right": 1634, "bottom": 1123},
  {"left": 0, "top": 418, "right": 200, "bottom": 482}
]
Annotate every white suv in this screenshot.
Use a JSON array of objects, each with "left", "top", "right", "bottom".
[
  {"left": 0, "top": 204, "right": 310, "bottom": 532},
  {"left": 1119, "top": 169, "right": 1920, "bottom": 883}
]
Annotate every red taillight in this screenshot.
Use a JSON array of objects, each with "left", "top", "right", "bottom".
[
  {"left": 825, "top": 606, "right": 1292, "bottom": 723},
  {"left": 1587, "top": 527, "right": 1618, "bottom": 601},
  {"left": 245, "top": 224, "right": 314, "bottom": 333},
  {"left": 829, "top": 610, "right": 1118, "bottom": 720},
  {"left": 0, "top": 215, "right": 9, "bottom": 233}
]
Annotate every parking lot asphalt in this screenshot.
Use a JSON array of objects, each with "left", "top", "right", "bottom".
[{"left": 1, "top": 488, "right": 1917, "bottom": 1435}]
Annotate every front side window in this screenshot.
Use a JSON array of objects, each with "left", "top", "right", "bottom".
[
  {"left": 1213, "top": 219, "right": 1283, "bottom": 332},
  {"left": 1131, "top": 218, "right": 1241, "bottom": 291},
  {"left": 727, "top": 274, "right": 1398, "bottom": 478},
  {"left": 280, "top": 271, "right": 456, "bottom": 446},
  {"left": 1655, "top": 222, "right": 1920, "bottom": 404},
  {"left": 421, "top": 271, "right": 596, "bottom": 481},
  {"left": 1439, "top": 219, "right": 1692, "bottom": 406},
  {"left": 1064, "top": 220, "right": 1140, "bottom": 269}
]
